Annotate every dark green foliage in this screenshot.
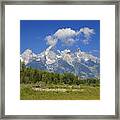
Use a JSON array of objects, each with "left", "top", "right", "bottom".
[{"left": 20, "top": 61, "right": 100, "bottom": 86}]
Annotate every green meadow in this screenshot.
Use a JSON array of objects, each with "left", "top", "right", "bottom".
[{"left": 20, "top": 84, "right": 100, "bottom": 100}]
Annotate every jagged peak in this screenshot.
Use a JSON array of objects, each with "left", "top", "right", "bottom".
[{"left": 24, "top": 48, "right": 32, "bottom": 53}]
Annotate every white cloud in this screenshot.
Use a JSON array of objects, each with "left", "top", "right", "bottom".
[
  {"left": 45, "top": 35, "right": 57, "bottom": 46},
  {"left": 80, "top": 27, "right": 95, "bottom": 38},
  {"left": 45, "top": 27, "right": 95, "bottom": 46},
  {"left": 54, "top": 28, "right": 77, "bottom": 46},
  {"left": 63, "top": 38, "right": 76, "bottom": 46},
  {"left": 54, "top": 28, "right": 76, "bottom": 39},
  {"left": 79, "top": 27, "right": 95, "bottom": 44}
]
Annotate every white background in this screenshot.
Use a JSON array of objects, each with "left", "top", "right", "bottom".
[{"left": 5, "top": 5, "right": 115, "bottom": 115}]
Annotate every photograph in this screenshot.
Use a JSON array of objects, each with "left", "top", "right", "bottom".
[{"left": 20, "top": 20, "right": 100, "bottom": 100}]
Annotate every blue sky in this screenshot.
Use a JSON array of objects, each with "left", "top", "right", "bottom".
[{"left": 20, "top": 20, "right": 100, "bottom": 57}]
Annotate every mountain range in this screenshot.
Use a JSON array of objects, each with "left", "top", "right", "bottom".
[{"left": 20, "top": 47, "right": 100, "bottom": 79}]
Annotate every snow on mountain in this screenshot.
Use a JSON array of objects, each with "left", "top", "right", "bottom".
[
  {"left": 75, "top": 48, "right": 98, "bottom": 63},
  {"left": 60, "top": 49, "right": 73, "bottom": 66},
  {"left": 21, "top": 47, "right": 100, "bottom": 78},
  {"left": 46, "top": 50, "right": 57, "bottom": 65},
  {"left": 21, "top": 49, "right": 37, "bottom": 65}
]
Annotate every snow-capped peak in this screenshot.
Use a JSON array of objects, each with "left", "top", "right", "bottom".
[
  {"left": 21, "top": 49, "right": 37, "bottom": 65},
  {"left": 76, "top": 48, "right": 98, "bottom": 63},
  {"left": 60, "top": 49, "right": 74, "bottom": 65}
]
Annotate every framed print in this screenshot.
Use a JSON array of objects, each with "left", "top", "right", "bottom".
[{"left": 0, "top": 0, "right": 120, "bottom": 119}]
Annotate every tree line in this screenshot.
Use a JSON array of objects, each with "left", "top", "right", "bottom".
[{"left": 20, "top": 61, "right": 100, "bottom": 86}]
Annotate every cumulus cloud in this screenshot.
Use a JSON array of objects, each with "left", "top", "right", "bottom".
[
  {"left": 63, "top": 38, "right": 76, "bottom": 46},
  {"left": 79, "top": 27, "right": 95, "bottom": 44},
  {"left": 80, "top": 27, "right": 95, "bottom": 38},
  {"left": 45, "top": 27, "right": 95, "bottom": 46},
  {"left": 45, "top": 35, "right": 57, "bottom": 46},
  {"left": 54, "top": 28, "right": 76, "bottom": 39},
  {"left": 54, "top": 28, "right": 77, "bottom": 46}
]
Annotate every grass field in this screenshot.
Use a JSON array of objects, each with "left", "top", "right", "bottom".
[{"left": 20, "top": 84, "right": 100, "bottom": 100}]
